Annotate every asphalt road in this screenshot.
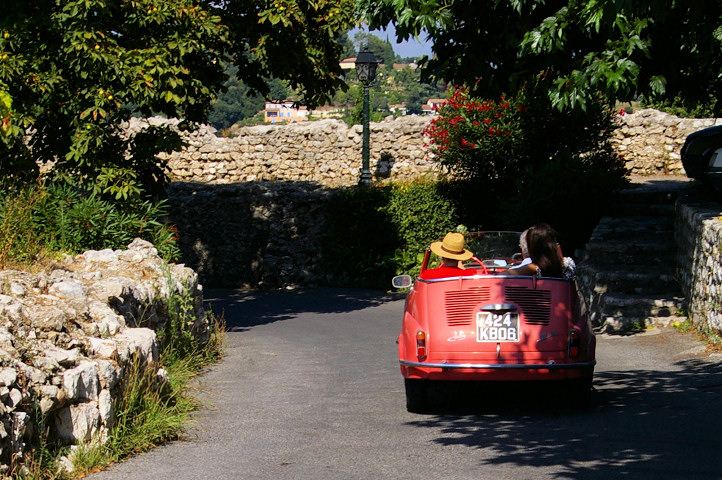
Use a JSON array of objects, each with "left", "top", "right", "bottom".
[{"left": 87, "top": 288, "right": 722, "bottom": 480}]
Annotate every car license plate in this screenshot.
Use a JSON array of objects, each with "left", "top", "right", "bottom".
[{"left": 476, "top": 312, "right": 520, "bottom": 342}]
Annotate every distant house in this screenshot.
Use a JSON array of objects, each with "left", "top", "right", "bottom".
[
  {"left": 339, "top": 57, "right": 356, "bottom": 70},
  {"left": 264, "top": 102, "right": 308, "bottom": 124},
  {"left": 422, "top": 98, "right": 446, "bottom": 115},
  {"left": 389, "top": 104, "right": 407, "bottom": 115},
  {"left": 392, "top": 63, "right": 418, "bottom": 71},
  {"left": 309, "top": 106, "right": 343, "bottom": 119}
]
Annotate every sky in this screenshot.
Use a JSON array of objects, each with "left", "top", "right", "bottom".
[{"left": 351, "top": 23, "right": 433, "bottom": 59}]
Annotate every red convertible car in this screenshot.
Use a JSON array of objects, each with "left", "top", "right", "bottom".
[{"left": 392, "top": 231, "right": 596, "bottom": 413}]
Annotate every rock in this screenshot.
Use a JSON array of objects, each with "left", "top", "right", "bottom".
[
  {"left": 62, "top": 361, "right": 99, "bottom": 402},
  {"left": 55, "top": 401, "right": 101, "bottom": 444},
  {"left": 49, "top": 281, "right": 85, "bottom": 299},
  {"left": 0, "top": 369, "right": 16, "bottom": 388}
]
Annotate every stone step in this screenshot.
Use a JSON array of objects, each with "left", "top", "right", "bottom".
[
  {"left": 585, "top": 216, "right": 674, "bottom": 239},
  {"left": 576, "top": 242, "right": 676, "bottom": 266},
  {"left": 598, "top": 314, "right": 686, "bottom": 333},
  {"left": 589, "top": 293, "right": 686, "bottom": 332},
  {"left": 576, "top": 175, "right": 694, "bottom": 333},
  {"left": 598, "top": 293, "right": 685, "bottom": 316},
  {"left": 576, "top": 265, "right": 680, "bottom": 295}
]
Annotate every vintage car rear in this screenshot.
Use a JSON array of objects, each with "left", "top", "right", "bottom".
[{"left": 394, "top": 231, "right": 596, "bottom": 412}]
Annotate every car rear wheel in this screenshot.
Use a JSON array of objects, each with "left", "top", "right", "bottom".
[
  {"left": 404, "top": 378, "right": 431, "bottom": 413},
  {"left": 567, "top": 376, "right": 593, "bottom": 409}
]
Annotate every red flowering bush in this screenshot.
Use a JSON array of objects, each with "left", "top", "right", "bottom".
[
  {"left": 424, "top": 86, "right": 523, "bottom": 181},
  {"left": 423, "top": 81, "right": 628, "bottom": 252}
]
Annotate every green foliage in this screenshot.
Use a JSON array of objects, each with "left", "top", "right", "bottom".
[
  {"left": 227, "top": 0, "right": 358, "bottom": 109},
  {"left": 321, "top": 181, "right": 459, "bottom": 287},
  {"left": 383, "top": 181, "right": 458, "bottom": 276},
  {"left": 208, "top": 64, "right": 291, "bottom": 130},
  {"left": 361, "top": 0, "right": 722, "bottom": 115},
  {"left": 0, "top": 183, "right": 181, "bottom": 267},
  {"left": 641, "top": 95, "right": 718, "bottom": 119},
  {"left": 0, "top": 0, "right": 228, "bottom": 193},
  {"left": 0, "top": 0, "right": 357, "bottom": 195}
]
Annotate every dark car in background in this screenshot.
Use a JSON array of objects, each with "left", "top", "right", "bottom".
[{"left": 681, "top": 125, "right": 722, "bottom": 190}]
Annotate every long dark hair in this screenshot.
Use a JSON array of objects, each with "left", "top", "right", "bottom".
[{"left": 525, "top": 223, "right": 563, "bottom": 278}]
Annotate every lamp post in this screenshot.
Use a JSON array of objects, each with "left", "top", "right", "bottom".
[{"left": 355, "top": 46, "right": 378, "bottom": 186}]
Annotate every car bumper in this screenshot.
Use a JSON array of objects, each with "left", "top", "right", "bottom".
[{"left": 400, "top": 359, "right": 596, "bottom": 370}]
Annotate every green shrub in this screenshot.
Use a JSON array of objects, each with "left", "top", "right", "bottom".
[
  {"left": 641, "top": 94, "right": 717, "bottom": 119},
  {"left": 383, "top": 181, "right": 459, "bottom": 277},
  {"left": 0, "top": 182, "right": 181, "bottom": 267},
  {"left": 321, "top": 181, "right": 461, "bottom": 288}
]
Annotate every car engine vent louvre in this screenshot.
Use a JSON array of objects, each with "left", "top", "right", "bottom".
[
  {"left": 445, "top": 288, "right": 491, "bottom": 326},
  {"left": 504, "top": 286, "right": 552, "bottom": 325}
]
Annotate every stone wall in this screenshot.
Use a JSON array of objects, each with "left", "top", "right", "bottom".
[
  {"left": 147, "top": 108, "right": 722, "bottom": 185},
  {"left": 0, "top": 239, "right": 205, "bottom": 474},
  {"left": 676, "top": 195, "right": 722, "bottom": 333},
  {"left": 159, "top": 109, "right": 722, "bottom": 289},
  {"left": 612, "top": 109, "right": 722, "bottom": 175},
  {"left": 157, "top": 115, "right": 440, "bottom": 187}
]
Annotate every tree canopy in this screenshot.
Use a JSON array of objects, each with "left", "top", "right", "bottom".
[
  {"left": 360, "top": 0, "right": 722, "bottom": 113},
  {"left": 0, "top": 0, "right": 356, "bottom": 191}
]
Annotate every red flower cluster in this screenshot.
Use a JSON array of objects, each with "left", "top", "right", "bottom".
[{"left": 422, "top": 85, "right": 523, "bottom": 177}]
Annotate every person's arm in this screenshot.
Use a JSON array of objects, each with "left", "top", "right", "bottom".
[{"left": 506, "top": 263, "right": 538, "bottom": 276}]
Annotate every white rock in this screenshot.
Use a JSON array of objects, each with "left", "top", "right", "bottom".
[
  {"left": 7, "top": 388, "right": 23, "bottom": 408},
  {"left": 98, "top": 389, "right": 113, "bottom": 427},
  {"left": 49, "top": 281, "right": 85, "bottom": 299},
  {"left": 62, "top": 361, "right": 99, "bottom": 402},
  {"left": 46, "top": 347, "right": 80, "bottom": 367},
  {"left": 81, "top": 249, "right": 118, "bottom": 263},
  {"left": 88, "top": 337, "right": 118, "bottom": 360},
  {"left": 95, "top": 360, "right": 120, "bottom": 389},
  {"left": 0, "top": 368, "right": 16, "bottom": 387},
  {"left": 55, "top": 401, "right": 101, "bottom": 443},
  {"left": 116, "top": 328, "right": 158, "bottom": 363}
]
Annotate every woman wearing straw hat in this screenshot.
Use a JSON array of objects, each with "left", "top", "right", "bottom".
[{"left": 419, "top": 232, "right": 477, "bottom": 280}]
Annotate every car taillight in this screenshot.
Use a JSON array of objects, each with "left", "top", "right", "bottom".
[
  {"left": 568, "top": 329, "right": 581, "bottom": 358},
  {"left": 416, "top": 330, "right": 427, "bottom": 360}
]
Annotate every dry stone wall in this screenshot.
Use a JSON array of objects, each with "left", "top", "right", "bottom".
[
  {"left": 142, "top": 108, "right": 722, "bottom": 185},
  {"left": 676, "top": 195, "right": 722, "bottom": 333},
  {"left": 612, "top": 109, "right": 722, "bottom": 175},
  {"left": 0, "top": 239, "right": 205, "bottom": 474},
  {"left": 154, "top": 115, "right": 440, "bottom": 187},
  {"left": 159, "top": 109, "right": 722, "bottom": 290}
]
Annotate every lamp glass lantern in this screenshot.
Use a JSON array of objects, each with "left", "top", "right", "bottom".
[
  {"left": 354, "top": 46, "right": 378, "bottom": 185},
  {"left": 355, "top": 46, "right": 378, "bottom": 84}
]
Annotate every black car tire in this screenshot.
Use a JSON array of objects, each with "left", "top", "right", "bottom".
[
  {"left": 566, "top": 376, "right": 594, "bottom": 410},
  {"left": 404, "top": 378, "right": 431, "bottom": 413}
]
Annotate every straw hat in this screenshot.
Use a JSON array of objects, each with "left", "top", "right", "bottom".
[{"left": 430, "top": 232, "right": 473, "bottom": 261}]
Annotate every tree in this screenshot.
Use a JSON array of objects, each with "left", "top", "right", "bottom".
[
  {"left": 0, "top": 0, "right": 356, "bottom": 193},
  {"left": 225, "top": 0, "right": 357, "bottom": 108},
  {"left": 352, "top": 31, "right": 398, "bottom": 66},
  {"left": 360, "top": 0, "right": 722, "bottom": 113}
]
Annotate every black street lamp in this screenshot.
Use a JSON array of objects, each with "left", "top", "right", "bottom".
[{"left": 355, "top": 46, "right": 378, "bottom": 186}]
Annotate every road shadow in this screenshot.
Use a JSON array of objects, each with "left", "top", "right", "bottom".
[
  {"left": 405, "top": 358, "right": 722, "bottom": 479},
  {"left": 204, "top": 287, "right": 405, "bottom": 331}
]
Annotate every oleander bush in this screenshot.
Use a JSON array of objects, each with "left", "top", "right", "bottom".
[{"left": 426, "top": 81, "right": 628, "bottom": 253}]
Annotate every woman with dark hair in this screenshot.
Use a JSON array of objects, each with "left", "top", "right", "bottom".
[{"left": 508, "top": 223, "right": 565, "bottom": 278}]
